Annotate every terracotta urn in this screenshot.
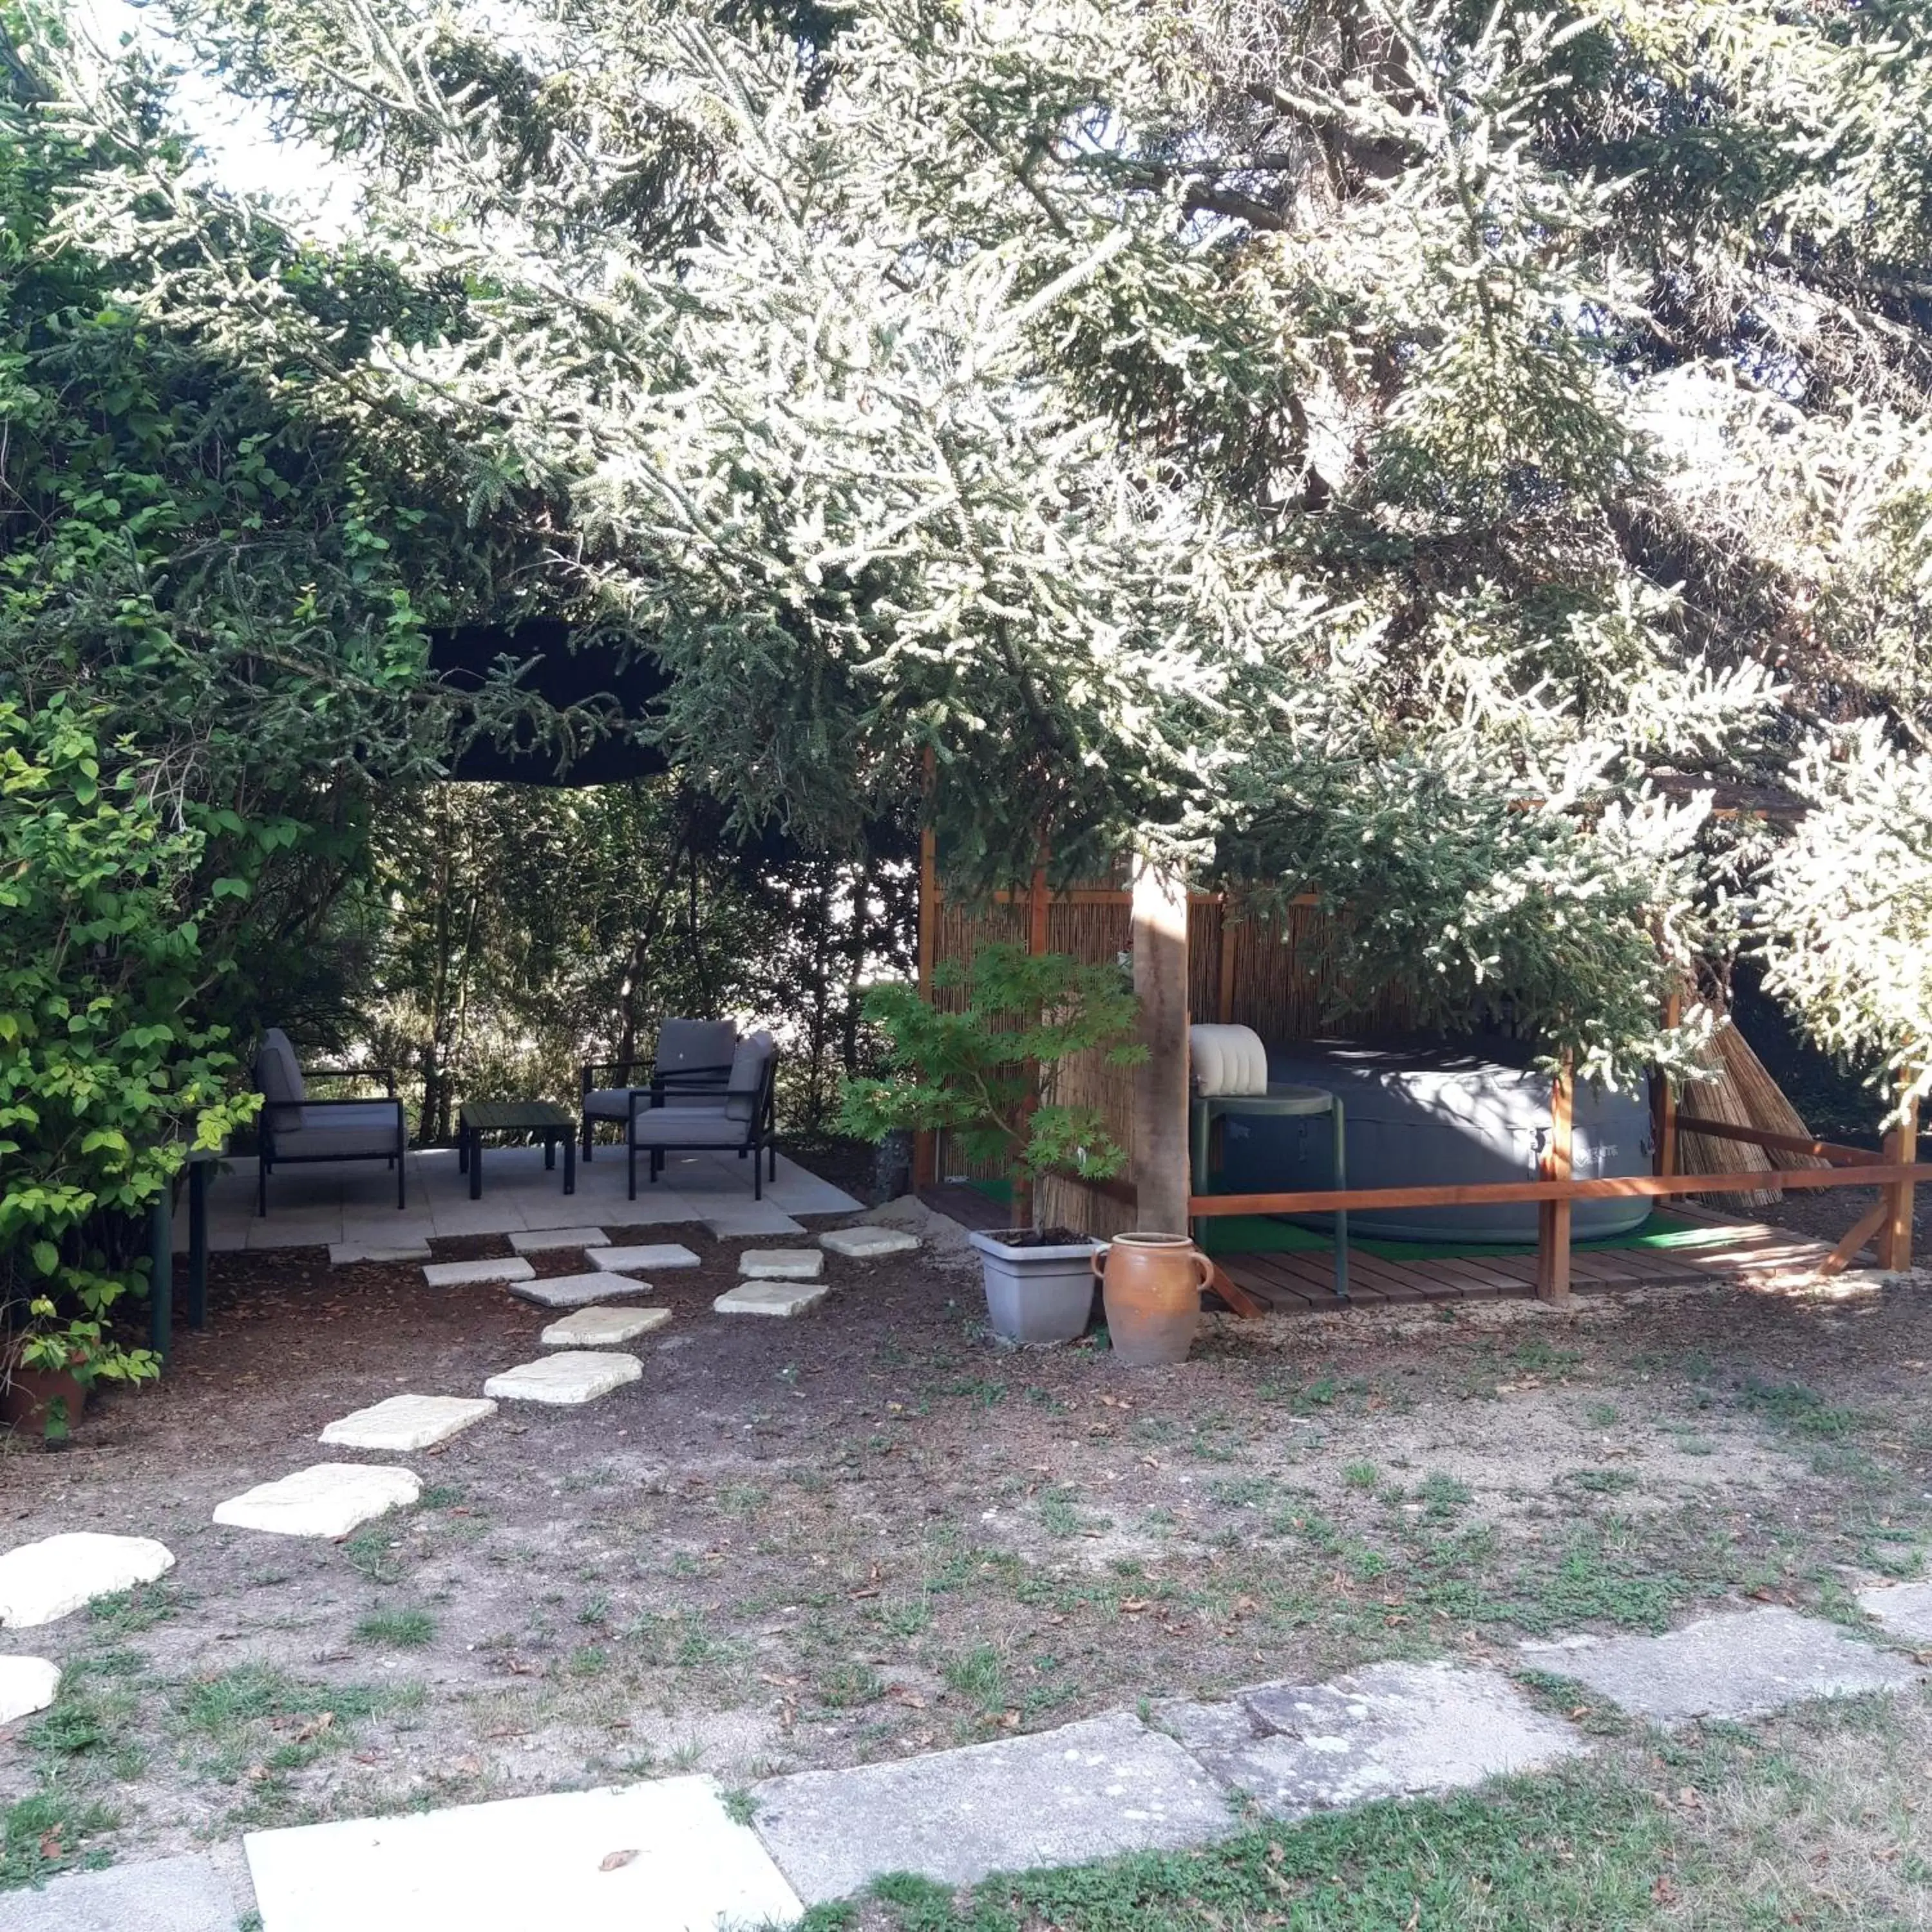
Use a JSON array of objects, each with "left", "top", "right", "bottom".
[{"left": 1094, "top": 1233, "right": 1210, "bottom": 1367}]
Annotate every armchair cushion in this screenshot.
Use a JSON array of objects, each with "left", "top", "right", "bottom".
[
  {"left": 724, "top": 1031, "right": 775, "bottom": 1122},
  {"left": 584, "top": 1087, "right": 638, "bottom": 1122},
  {"left": 628, "top": 1111, "right": 751, "bottom": 1149},
  {"left": 656, "top": 1019, "right": 739, "bottom": 1109},
  {"left": 254, "top": 1028, "right": 308, "bottom": 1132},
  {"left": 272, "top": 1102, "right": 404, "bottom": 1160}
]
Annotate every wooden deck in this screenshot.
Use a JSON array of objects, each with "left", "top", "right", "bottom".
[{"left": 1213, "top": 1208, "right": 1841, "bottom": 1314}]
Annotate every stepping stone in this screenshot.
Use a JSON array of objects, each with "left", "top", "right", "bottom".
[
  {"left": 422, "top": 1256, "right": 535, "bottom": 1289},
  {"left": 820, "top": 1226, "right": 920, "bottom": 1260},
  {"left": 739, "top": 1247, "right": 824, "bottom": 1281},
  {"left": 484, "top": 1351, "right": 643, "bottom": 1406},
  {"left": 701, "top": 1202, "right": 805, "bottom": 1238},
  {"left": 509, "top": 1227, "right": 609, "bottom": 1254},
  {"left": 753, "top": 1710, "right": 1227, "bottom": 1904},
  {"left": 245, "top": 1776, "right": 799, "bottom": 1932},
  {"left": 1522, "top": 1605, "right": 1919, "bottom": 1726},
  {"left": 0, "top": 1850, "right": 240, "bottom": 1931},
  {"left": 330, "top": 1241, "right": 432, "bottom": 1267},
  {"left": 319, "top": 1395, "right": 497, "bottom": 1452},
  {"left": 713, "top": 1282, "right": 828, "bottom": 1318},
  {"left": 507, "top": 1271, "right": 652, "bottom": 1311},
  {"left": 0, "top": 1656, "right": 60, "bottom": 1725},
  {"left": 0, "top": 1533, "right": 176, "bottom": 1628},
  {"left": 590, "top": 1244, "right": 700, "bottom": 1273},
  {"left": 1857, "top": 1579, "right": 1932, "bottom": 1642},
  {"left": 541, "top": 1307, "right": 671, "bottom": 1348},
  {"left": 214, "top": 1464, "right": 421, "bottom": 1539},
  {"left": 1171, "top": 1661, "right": 1585, "bottom": 1819}
]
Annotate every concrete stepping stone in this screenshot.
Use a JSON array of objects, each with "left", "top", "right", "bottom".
[
  {"left": 0, "top": 1533, "right": 175, "bottom": 1628},
  {"left": 820, "top": 1226, "right": 920, "bottom": 1260},
  {"left": 713, "top": 1281, "right": 828, "bottom": 1318},
  {"left": 422, "top": 1256, "right": 534, "bottom": 1289},
  {"left": 541, "top": 1307, "right": 671, "bottom": 1348},
  {"left": 589, "top": 1243, "right": 699, "bottom": 1273},
  {"left": 330, "top": 1241, "right": 432, "bottom": 1267},
  {"left": 0, "top": 1656, "right": 60, "bottom": 1725},
  {"left": 1857, "top": 1578, "right": 1932, "bottom": 1642},
  {"left": 0, "top": 1849, "right": 241, "bottom": 1931},
  {"left": 508, "top": 1227, "right": 609, "bottom": 1254},
  {"left": 214, "top": 1464, "right": 421, "bottom": 1539},
  {"left": 244, "top": 1774, "right": 799, "bottom": 1932},
  {"left": 320, "top": 1395, "right": 497, "bottom": 1452},
  {"left": 1522, "top": 1605, "right": 1920, "bottom": 1726},
  {"left": 739, "top": 1247, "right": 824, "bottom": 1280},
  {"left": 507, "top": 1271, "right": 652, "bottom": 1311},
  {"left": 484, "top": 1351, "right": 642, "bottom": 1406},
  {"left": 1166, "top": 1661, "right": 1584, "bottom": 1819},
  {"left": 753, "top": 1710, "right": 1228, "bottom": 1904},
  {"left": 702, "top": 1202, "right": 806, "bottom": 1238}
]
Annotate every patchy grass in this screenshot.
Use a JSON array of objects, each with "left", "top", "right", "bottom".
[{"left": 353, "top": 1607, "right": 437, "bottom": 1649}]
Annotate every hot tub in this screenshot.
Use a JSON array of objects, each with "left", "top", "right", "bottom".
[{"left": 1214, "top": 1038, "right": 1653, "bottom": 1244}]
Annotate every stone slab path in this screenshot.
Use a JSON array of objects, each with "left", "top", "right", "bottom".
[
  {"left": 588, "top": 1243, "right": 699, "bottom": 1273},
  {"left": 0, "top": 1852, "right": 240, "bottom": 1932},
  {"left": 701, "top": 1202, "right": 806, "bottom": 1238},
  {"left": 507, "top": 1227, "right": 609, "bottom": 1253},
  {"left": 507, "top": 1271, "right": 652, "bottom": 1311},
  {"left": 0, "top": 1534, "right": 175, "bottom": 1628},
  {"left": 820, "top": 1226, "right": 920, "bottom": 1259},
  {"left": 0, "top": 1658, "right": 59, "bottom": 1726},
  {"left": 755, "top": 1710, "right": 1232, "bottom": 1904},
  {"left": 421, "top": 1256, "right": 533, "bottom": 1289},
  {"left": 739, "top": 1247, "right": 824, "bottom": 1280},
  {"left": 213, "top": 1465, "right": 421, "bottom": 1539},
  {"left": 1859, "top": 1579, "right": 1932, "bottom": 1642},
  {"left": 482, "top": 1352, "right": 642, "bottom": 1405},
  {"left": 540, "top": 1307, "right": 669, "bottom": 1347},
  {"left": 318, "top": 1395, "right": 497, "bottom": 1452},
  {"left": 328, "top": 1241, "right": 430, "bottom": 1267},
  {"left": 1522, "top": 1605, "right": 1918, "bottom": 1725},
  {"left": 243, "top": 1777, "right": 800, "bottom": 1932},
  {"left": 714, "top": 1281, "right": 828, "bottom": 1318}
]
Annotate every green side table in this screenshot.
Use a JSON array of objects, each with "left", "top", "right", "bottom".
[{"left": 1190, "top": 1084, "right": 1349, "bottom": 1300}]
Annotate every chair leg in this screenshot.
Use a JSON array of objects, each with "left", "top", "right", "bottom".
[
  {"left": 397, "top": 1146, "right": 406, "bottom": 1211},
  {"left": 769, "top": 1143, "right": 777, "bottom": 1180},
  {"left": 582, "top": 1118, "right": 594, "bottom": 1162},
  {"left": 754, "top": 1143, "right": 763, "bottom": 1201},
  {"left": 258, "top": 1153, "right": 268, "bottom": 1218},
  {"left": 628, "top": 1139, "right": 637, "bottom": 1201}
]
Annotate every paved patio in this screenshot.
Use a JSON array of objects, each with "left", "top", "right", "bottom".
[{"left": 180, "top": 1144, "right": 860, "bottom": 1252}]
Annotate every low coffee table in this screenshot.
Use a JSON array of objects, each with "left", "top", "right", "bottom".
[{"left": 459, "top": 1100, "right": 576, "bottom": 1202}]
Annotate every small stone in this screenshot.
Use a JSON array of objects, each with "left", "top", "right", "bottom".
[
  {"left": 508, "top": 1227, "right": 609, "bottom": 1254},
  {"left": 214, "top": 1464, "right": 421, "bottom": 1539},
  {"left": 507, "top": 1271, "right": 653, "bottom": 1311},
  {"left": 0, "top": 1656, "right": 61, "bottom": 1724},
  {"left": 713, "top": 1282, "right": 828, "bottom": 1318},
  {"left": 540, "top": 1307, "right": 672, "bottom": 1348},
  {"left": 589, "top": 1244, "right": 701, "bottom": 1273},
  {"left": 329, "top": 1242, "right": 431, "bottom": 1266},
  {"left": 484, "top": 1352, "right": 643, "bottom": 1406},
  {"left": 422, "top": 1256, "right": 535, "bottom": 1289},
  {"left": 0, "top": 1533, "right": 176, "bottom": 1628},
  {"left": 319, "top": 1396, "right": 497, "bottom": 1453},
  {"left": 819, "top": 1226, "right": 920, "bottom": 1260},
  {"left": 738, "top": 1248, "right": 825, "bottom": 1281}
]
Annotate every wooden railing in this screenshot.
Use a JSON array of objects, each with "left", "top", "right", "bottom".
[{"left": 1187, "top": 1104, "right": 1930, "bottom": 1303}]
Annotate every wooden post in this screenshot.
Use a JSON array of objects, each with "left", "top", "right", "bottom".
[
  {"left": 1877, "top": 1072, "right": 1920, "bottom": 1273},
  {"left": 913, "top": 819, "right": 939, "bottom": 1190},
  {"left": 1131, "top": 853, "right": 1191, "bottom": 1235},
  {"left": 1535, "top": 1056, "right": 1574, "bottom": 1304}
]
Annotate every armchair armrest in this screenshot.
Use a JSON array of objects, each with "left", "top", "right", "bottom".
[
  {"left": 305, "top": 1065, "right": 397, "bottom": 1096},
  {"left": 583, "top": 1057, "right": 651, "bottom": 1092}
]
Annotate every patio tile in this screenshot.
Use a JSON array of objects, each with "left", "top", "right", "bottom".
[
  {"left": 507, "top": 1271, "right": 654, "bottom": 1311},
  {"left": 752, "top": 1710, "right": 1229, "bottom": 1904},
  {"left": 0, "top": 1657, "right": 61, "bottom": 1724},
  {"left": 244, "top": 1776, "right": 799, "bottom": 1932},
  {"left": 1520, "top": 1606, "right": 1919, "bottom": 1725},
  {"left": 820, "top": 1226, "right": 921, "bottom": 1260},
  {"left": 590, "top": 1244, "right": 701, "bottom": 1273},
  {"left": 319, "top": 1395, "right": 497, "bottom": 1452},
  {"left": 483, "top": 1352, "right": 643, "bottom": 1405},
  {"left": 541, "top": 1307, "right": 672, "bottom": 1347},
  {"left": 739, "top": 1248, "right": 825, "bottom": 1280},
  {"left": 712, "top": 1282, "right": 828, "bottom": 1318},
  {"left": 597, "top": 1191, "right": 703, "bottom": 1226},
  {"left": 422, "top": 1256, "right": 535, "bottom": 1289},
  {"left": 214, "top": 1464, "right": 421, "bottom": 1539},
  {"left": 0, "top": 1533, "right": 176, "bottom": 1629},
  {"left": 0, "top": 1850, "right": 242, "bottom": 1931},
  {"left": 702, "top": 1203, "right": 806, "bottom": 1238},
  {"left": 507, "top": 1227, "right": 608, "bottom": 1253}
]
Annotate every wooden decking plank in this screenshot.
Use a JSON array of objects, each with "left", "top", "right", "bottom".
[{"left": 1219, "top": 1254, "right": 1320, "bottom": 1310}]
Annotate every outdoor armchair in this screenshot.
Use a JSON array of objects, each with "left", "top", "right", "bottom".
[
  {"left": 627, "top": 1030, "right": 779, "bottom": 1200},
  {"left": 580, "top": 1018, "right": 738, "bottom": 1159},
  {"left": 252, "top": 1028, "right": 408, "bottom": 1215}
]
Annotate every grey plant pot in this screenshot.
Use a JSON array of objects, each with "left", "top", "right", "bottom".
[{"left": 968, "top": 1230, "right": 1101, "bottom": 1344}]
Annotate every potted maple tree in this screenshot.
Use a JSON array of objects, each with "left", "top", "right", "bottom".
[{"left": 839, "top": 943, "right": 1145, "bottom": 1342}]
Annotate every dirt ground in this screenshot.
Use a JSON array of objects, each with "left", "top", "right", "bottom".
[{"left": 2, "top": 1206, "right": 1931, "bottom": 1883}]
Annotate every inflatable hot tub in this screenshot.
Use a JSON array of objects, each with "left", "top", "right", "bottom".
[{"left": 1214, "top": 1038, "right": 1653, "bottom": 1245}]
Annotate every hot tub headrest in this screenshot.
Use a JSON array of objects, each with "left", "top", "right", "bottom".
[{"left": 1189, "top": 1024, "right": 1269, "bottom": 1097}]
